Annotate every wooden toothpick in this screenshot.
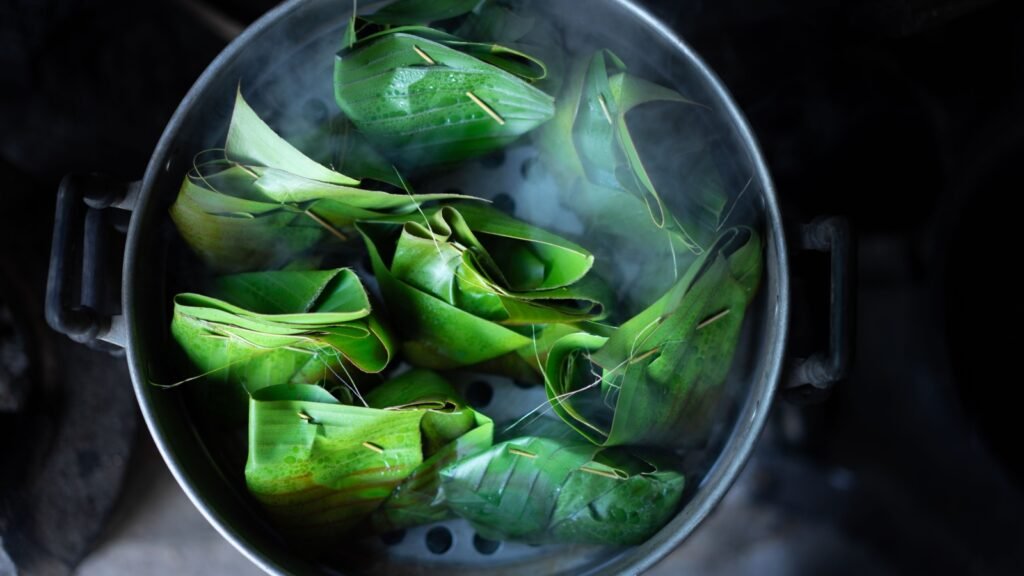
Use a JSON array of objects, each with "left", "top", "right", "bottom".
[
  {"left": 597, "top": 94, "right": 613, "bottom": 125},
  {"left": 466, "top": 91, "right": 506, "bottom": 125},
  {"left": 413, "top": 45, "right": 436, "bottom": 65},
  {"left": 304, "top": 209, "right": 348, "bottom": 241},
  {"left": 580, "top": 466, "right": 625, "bottom": 480},
  {"left": 362, "top": 441, "right": 385, "bottom": 454},
  {"left": 509, "top": 447, "right": 536, "bottom": 458},
  {"left": 697, "top": 309, "right": 731, "bottom": 330}
]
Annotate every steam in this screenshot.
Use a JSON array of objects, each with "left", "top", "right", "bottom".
[
  {"left": 156, "top": 0, "right": 770, "bottom": 561},
  {"left": 169, "top": 0, "right": 764, "bottom": 352},
  {"left": 165, "top": 0, "right": 765, "bottom": 337}
]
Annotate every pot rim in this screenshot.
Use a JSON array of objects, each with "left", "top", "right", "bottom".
[{"left": 124, "top": 1, "right": 789, "bottom": 574}]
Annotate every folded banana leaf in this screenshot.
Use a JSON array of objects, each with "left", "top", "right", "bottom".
[
  {"left": 245, "top": 383, "right": 425, "bottom": 542},
  {"left": 170, "top": 91, "right": 469, "bottom": 272},
  {"left": 334, "top": 16, "right": 555, "bottom": 169},
  {"left": 358, "top": 203, "right": 610, "bottom": 369},
  {"left": 461, "top": 2, "right": 571, "bottom": 104},
  {"left": 366, "top": 370, "right": 494, "bottom": 532},
  {"left": 440, "top": 435, "right": 684, "bottom": 545},
  {"left": 536, "top": 49, "right": 728, "bottom": 312},
  {"left": 289, "top": 112, "right": 407, "bottom": 189},
  {"left": 245, "top": 371, "right": 493, "bottom": 541},
  {"left": 171, "top": 268, "right": 393, "bottom": 400},
  {"left": 538, "top": 49, "right": 716, "bottom": 244},
  {"left": 455, "top": 1, "right": 537, "bottom": 45},
  {"left": 543, "top": 227, "right": 763, "bottom": 447}
]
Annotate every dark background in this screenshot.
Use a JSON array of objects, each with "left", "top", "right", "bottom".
[{"left": 1, "top": 0, "right": 1022, "bottom": 574}]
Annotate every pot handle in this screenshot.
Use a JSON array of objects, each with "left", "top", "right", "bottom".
[
  {"left": 784, "top": 216, "right": 855, "bottom": 401},
  {"left": 46, "top": 174, "right": 139, "bottom": 352}
]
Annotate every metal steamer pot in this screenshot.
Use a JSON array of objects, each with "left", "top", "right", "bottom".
[{"left": 46, "top": 0, "right": 850, "bottom": 573}]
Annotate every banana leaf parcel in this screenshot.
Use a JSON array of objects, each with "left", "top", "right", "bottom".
[
  {"left": 366, "top": 370, "right": 494, "bottom": 532},
  {"left": 245, "top": 370, "right": 492, "bottom": 542},
  {"left": 537, "top": 49, "right": 729, "bottom": 311},
  {"left": 334, "top": 15, "right": 555, "bottom": 169},
  {"left": 358, "top": 203, "right": 610, "bottom": 370},
  {"left": 171, "top": 268, "right": 393, "bottom": 402},
  {"left": 454, "top": 1, "right": 539, "bottom": 45},
  {"left": 170, "top": 90, "right": 468, "bottom": 273},
  {"left": 440, "top": 435, "right": 684, "bottom": 545},
  {"left": 543, "top": 227, "right": 762, "bottom": 447}
]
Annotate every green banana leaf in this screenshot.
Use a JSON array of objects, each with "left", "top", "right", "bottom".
[
  {"left": 334, "top": 18, "right": 555, "bottom": 169},
  {"left": 458, "top": 1, "right": 566, "bottom": 96},
  {"left": 287, "top": 112, "right": 406, "bottom": 188},
  {"left": 440, "top": 435, "right": 684, "bottom": 545},
  {"left": 225, "top": 87, "right": 358, "bottom": 186},
  {"left": 543, "top": 227, "right": 763, "bottom": 447},
  {"left": 170, "top": 90, "right": 470, "bottom": 272},
  {"left": 366, "top": 370, "right": 494, "bottom": 532},
  {"left": 245, "top": 383, "right": 425, "bottom": 541},
  {"left": 539, "top": 50, "right": 713, "bottom": 241},
  {"left": 536, "top": 50, "right": 728, "bottom": 313},
  {"left": 245, "top": 371, "right": 493, "bottom": 540},
  {"left": 171, "top": 268, "right": 394, "bottom": 399},
  {"left": 358, "top": 203, "right": 610, "bottom": 370},
  {"left": 466, "top": 321, "right": 615, "bottom": 385},
  {"left": 455, "top": 1, "right": 536, "bottom": 44}
]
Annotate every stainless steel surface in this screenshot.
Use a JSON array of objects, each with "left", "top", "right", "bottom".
[{"left": 116, "top": 0, "right": 789, "bottom": 573}]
